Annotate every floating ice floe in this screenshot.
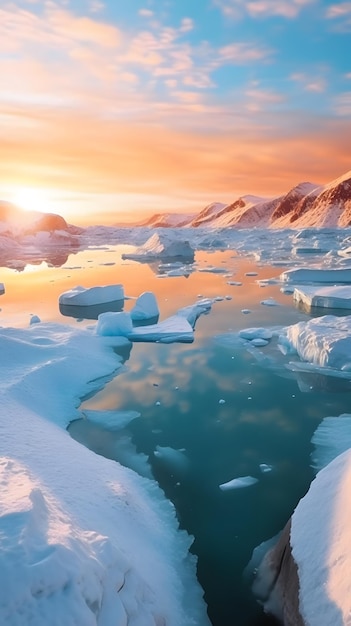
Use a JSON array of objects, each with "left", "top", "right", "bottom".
[
  {"left": 293, "top": 285, "right": 351, "bottom": 310},
  {"left": 154, "top": 445, "right": 189, "bottom": 475},
  {"left": 130, "top": 291, "right": 160, "bottom": 322},
  {"left": 280, "top": 267, "right": 351, "bottom": 284},
  {"left": 219, "top": 476, "right": 258, "bottom": 490},
  {"left": 59, "top": 284, "right": 124, "bottom": 306},
  {"left": 239, "top": 328, "right": 273, "bottom": 341},
  {"left": 282, "top": 315, "right": 351, "bottom": 370},
  {"left": 259, "top": 464, "right": 273, "bottom": 473},
  {"left": 260, "top": 298, "right": 280, "bottom": 306},
  {"left": 198, "top": 266, "right": 228, "bottom": 274},
  {"left": 121, "top": 232, "right": 195, "bottom": 262},
  {"left": 241, "top": 309, "right": 252, "bottom": 314},
  {"left": 95, "top": 298, "right": 212, "bottom": 342}
]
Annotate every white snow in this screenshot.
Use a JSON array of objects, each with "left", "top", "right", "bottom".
[
  {"left": 130, "top": 291, "right": 159, "bottom": 321},
  {"left": 291, "top": 449, "right": 351, "bottom": 626},
  {"left": 283, "top": 315, "right": 351, "bottom": 370},
  {"left": 293, "top": 285, "right": 351, "bottom": 309},
  {"left": 219, "top": 476, "right": 258, "bottom": 491},
  {"left": 0, "top": 322, "right": 210, "bottom": 626},
  {"left": 59, "top": 285, "right": 124, "bottom": 307}
]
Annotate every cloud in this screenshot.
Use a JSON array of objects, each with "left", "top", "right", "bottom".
[
  {"left": 214, "top": 0, "right": 316, "bottom": 19},
  {"left": 326, "top": 2, "right": 351, "bottom": 18},
  {"left": 334, "top": 92, "right": 351, "bottom": 115},
  {"left": 138, "top": 8, "right": 154, "bottom": 17},
  {"left": 290, "top": 73, "right": 327, "bottom": 93}
]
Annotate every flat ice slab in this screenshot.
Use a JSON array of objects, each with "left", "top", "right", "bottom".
[
  {"left": 97, "top": 311, "right": 194, "bottom": 343},
  {"left": 59, "top": 284, "right": 124, "bottom": 306},
  {"left": 280, "top": 268, "right": 351, "bottom": 284},
  {"left": 294, "top": 285, "right": 351, "bottom": 309}
]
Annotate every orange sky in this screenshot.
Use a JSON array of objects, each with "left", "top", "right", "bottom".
[{"left": 1, "top": 2, "right": 350, "bottom": 225}]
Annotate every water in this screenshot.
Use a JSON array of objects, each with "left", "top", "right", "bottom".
[{"left": 3, "top": 244, "right": 351, "bottom": 625}]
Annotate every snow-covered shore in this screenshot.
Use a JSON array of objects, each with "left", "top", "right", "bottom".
[{"left": 0, "top": 323, "right": 210, "bottom": 625}]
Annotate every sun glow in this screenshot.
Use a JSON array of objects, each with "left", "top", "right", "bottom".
[{"left": 12, "top": 188, "right": 53, "bottom": 213}]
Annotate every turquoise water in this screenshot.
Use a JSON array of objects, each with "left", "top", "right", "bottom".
[{"left": 65, "top": 249, "right": 351, "bottom": 625}]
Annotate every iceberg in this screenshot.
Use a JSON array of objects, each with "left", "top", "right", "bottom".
[
  {"left": 280, "top": 267, "right": 351, "bottom": 284},
  {"left": 130, "top": 291, "right": 160, "bottom": 322},
  {"left": 59, "top": 284, "right": 124, "bottom": 306},
  {"left": 293, "top": 285, "right": 351, "bottom": 310},
  {"left": 121, "top": 232, "right": 195, "bottom": 262},
  {"left": 284, "top": 315, "right": 351, "bottom": 370}
]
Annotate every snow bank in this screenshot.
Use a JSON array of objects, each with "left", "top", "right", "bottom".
[
  {"left": 0, "top": 322, "right": 210, "bottom": 625},
  {"left": 293, "top": 285, "right": 351, "bottom": 310},
  {"left": 291, "top": 449, "right": 351, "bottom": 626}
]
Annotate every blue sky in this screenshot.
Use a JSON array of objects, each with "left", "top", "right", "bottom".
[{"left": 0, "top": 0, "right": 350, "bottom": 222}]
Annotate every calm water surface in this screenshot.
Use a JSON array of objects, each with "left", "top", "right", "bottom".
[{"left": 2, "top": 244, "right": 350, "bottom": 625}]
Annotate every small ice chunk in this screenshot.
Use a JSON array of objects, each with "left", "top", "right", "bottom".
[
  {"left": 219, "top": 476, "right": 258, "bottom": 490},
  {"left": 241, "top": 309, "right": 252, "bottom": 314},
  {"left": 251, "top": 338, "right": 269, "bottom": 347},
  {"left": 245, "top": 272, "right": 258, "bottom": 277},
  {"left": 260, "top": 298, "right": 280, "bottom": 306},
  {"left": 130, "top": 291, "right": 159, "bottom": 321},
  {"left": 154, "top": 445, "right": 188, "bottom": 474},
  {"left": 225, "top": 295, "right": 232, "bottom": 300},
  {"left": 239, "top": 328, "right": 273, "bottom": 341},
  {"left": 96, "top": 311, "right": 133, "bottom": 337},
  {"left": 30, "top": 315, "right": 41, "bottom": 325},
  {"left": 259, "top": 463, "right": 273, "bottom": 473},
  {"left": 0, "top": 283, "right": 5, "bottom": 295},
  {"left": 227, "top": 281, "right": 242, "bottom": 286},
  {"left": 219, "top": 399, "right": 226, "bottom": 404}
]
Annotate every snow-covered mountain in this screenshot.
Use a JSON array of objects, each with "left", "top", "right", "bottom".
[{"left": 138, "top": 171, "right": 351, "bottom": 229}]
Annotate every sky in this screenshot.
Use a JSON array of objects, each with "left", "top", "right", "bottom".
[{"left": 0, "top": 0, "right": 350, "bottom": 224}]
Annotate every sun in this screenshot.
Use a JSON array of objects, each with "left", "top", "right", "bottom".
[{"left": 12, "top": 187, "right": 52, "bottom": 213}]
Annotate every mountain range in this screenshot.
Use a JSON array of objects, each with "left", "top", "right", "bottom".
[{"left": 140, "top": 170, "right": 351, "bottom": 229}]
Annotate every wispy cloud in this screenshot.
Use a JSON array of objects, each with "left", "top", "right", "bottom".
[
  {"left": 325, "top": 2, "right": 351, "bottom": 29},
  {"left": 214, "top": 0, "right": 316, "bottom": 19},
  {"left": 290, "top": 72, "right": 327, "bottom": 93},
  {"left": 334, "top": 92, "right": 351, "bottom": 115},
  {"left": 326, "top": 2, "right": 351, "bottom": 18}
]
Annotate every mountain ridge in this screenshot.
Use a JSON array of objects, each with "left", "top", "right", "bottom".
[{"left": 139, "top": 170, "right": 351, "bottom": 229}]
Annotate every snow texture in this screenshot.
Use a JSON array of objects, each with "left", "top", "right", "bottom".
[
  {"left": 291, "top": 449, "right": 351, "bottom": 626},
  {"left": 0, "top": 322, "right": 210, "bottom": 626}
]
